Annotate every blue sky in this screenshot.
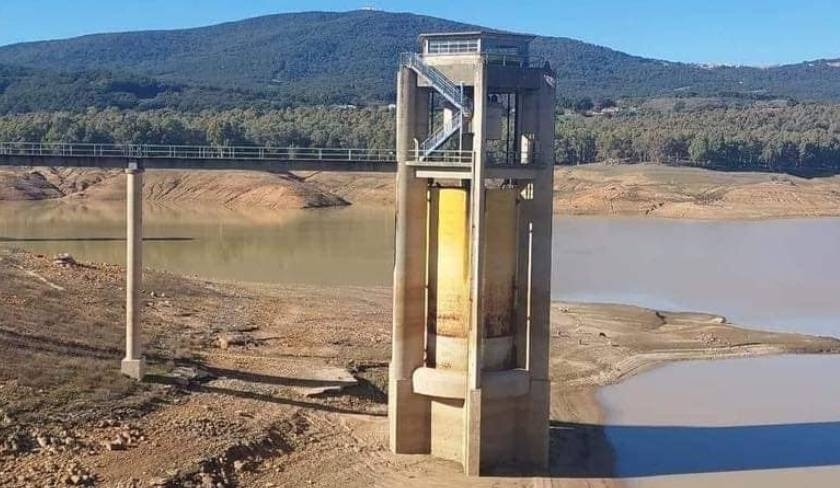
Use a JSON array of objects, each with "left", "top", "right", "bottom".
[{"left": 0, "top": 0, "right": 837, "bottom": 66}]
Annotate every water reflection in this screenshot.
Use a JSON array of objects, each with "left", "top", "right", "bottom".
[
  {"left": 551, "top": 420, "right": 840, "bottom": 478},
  {"left": 0, "top": 201, "right": 394, "bottom": 286},
  {"left": 598, "top": 355, "right": 840, "bottom": 485}
]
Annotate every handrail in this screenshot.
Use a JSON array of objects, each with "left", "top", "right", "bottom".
[
  {"left": 400, "top": 52, "right": 472, "bottom": 114},
  {"left": 0, "top": 142, "right": 398, "bottom": 162},
  {"left": 411, "top": 150, "right": 474, "bottom": 165},
  {"left": 484, "top": 54, "right": 547, "bottom": 68},
  {"left": 420, "top": 115, "right": 462, "bottom": 155},
  {"left": 401, "top": 52, "right": 473, "bottom": 158},
  {"left": 0, "top": 141, "right": 477, "bottom": 166}
]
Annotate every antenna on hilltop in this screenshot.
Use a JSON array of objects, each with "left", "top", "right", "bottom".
[{"left": 361, "top": 4, "right": 378, "bottom": 11}]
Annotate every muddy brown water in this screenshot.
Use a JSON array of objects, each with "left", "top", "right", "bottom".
[
  {"left": 0, "top": 201, "right": 394, "bottom": 286},
  {"left": 2, "top": 201, "right": 840, "bottom": 485}
]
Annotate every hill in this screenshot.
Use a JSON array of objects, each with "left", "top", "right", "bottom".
[{"left": 0, "top": 10, "right": 839, "bottom": 112}]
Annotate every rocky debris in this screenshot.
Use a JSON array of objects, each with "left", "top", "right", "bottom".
[
  {"left": 697, "top": 332, "right": 731, "bottom": 346},
  {"left": 166, "top": 366, "right": 215, "bottom": 387},
  {"left": 2, "top": 429, "right": 36, "bottom": 456},
  {"left": 216, "top": 333, "right": 254, "bottom": 350},
  {"left": 100, "top": 426, "right": 144, "bottom": 451},
  {"left": 0, "top": 426, "right": 85, "bottom": 457},
  {"left": 52, "top": 253, "right": 77, "bottom": 268},
  {"left": 155, "top": 416, "right": 308, "bottom": 488},
  {"left": 61, "top": 462, "right": 96, "bottom": 486}
]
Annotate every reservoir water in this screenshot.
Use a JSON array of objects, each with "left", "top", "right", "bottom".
[{"left": 2, "top": 201, "right": 840, "bottom": 485}]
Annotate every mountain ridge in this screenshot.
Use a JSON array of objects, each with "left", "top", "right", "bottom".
[{"left": 0, "top": 9, "right": 839, "bottom": 112}]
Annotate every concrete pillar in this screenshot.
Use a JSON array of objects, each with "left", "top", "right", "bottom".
[
  {"left": 464, "top": 60, "right": 488, "bottom": 476},
  {"left": 121, "top": 163, "right": 145, "bottom": 380},
  {"left": 390, "top": 67, "right": 431, "bottom": 453},
  {"left": 518, "top": 72, "right": 556, "bottom": 470}
]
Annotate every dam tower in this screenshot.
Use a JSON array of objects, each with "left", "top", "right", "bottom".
[{"left": 390, "top": 31, "right": 556, "bottom": 475}]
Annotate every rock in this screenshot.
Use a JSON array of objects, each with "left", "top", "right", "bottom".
[
  {"left": 102, "top": 438, "right": 126, "bottom": 451},
  {"left": 169, "top": 366, "right": 214, "bottom": 385},
  {"left": 53, "top": 253, "right": 77, "bottom": 267},
  {"left": 36, "top": 435, "right": 50, "bottom": 448},
  {"left": 217, "top": 333, "right": 250, "bottom": 350}
]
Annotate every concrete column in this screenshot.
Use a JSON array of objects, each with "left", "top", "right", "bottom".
[
  {"left": 390, "top": 67, "right": 431, "bottom": 453},
  {"left": 519, "top": 71, "right": 556, "bottom": 470},
  {"left": 464, "top": 60, "right": 488, "bottom": 476},
  {"left": 121, "top": 163, "right": 145, "bottom": 380}
]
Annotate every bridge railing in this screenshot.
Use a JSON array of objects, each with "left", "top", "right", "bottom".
[{"left": 0, "top": 142, "right": 400, "bottom": 163}]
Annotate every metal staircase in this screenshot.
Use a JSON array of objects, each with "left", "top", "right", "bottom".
[{"left": 401, "top": 53, "right": 472, "bottom": 159}]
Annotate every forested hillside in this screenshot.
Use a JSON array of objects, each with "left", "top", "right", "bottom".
[
  {"left": 1, "top": 10, "right": 839, "bottom": 112},
  {"left": 2, "top": 102, "right": 838, "bottom": 175},
  {"left": 556, "top": 103, "right": 840, "bottom": 174}
]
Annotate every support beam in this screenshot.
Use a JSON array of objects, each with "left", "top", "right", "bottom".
[
  {"left": 390, "top": 67, "right": 431, "bottom": 453},
  {"left": 121, "top": 163, "right": 145, "bottom": 380},
  {"left": 464, "top": 60, "right": 488, "bottom": 476}
]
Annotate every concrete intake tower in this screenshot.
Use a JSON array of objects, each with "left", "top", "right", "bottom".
[{"left": 390, "top": 31, "right": 555, "bottom": 475}]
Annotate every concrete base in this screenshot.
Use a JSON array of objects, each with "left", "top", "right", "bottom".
[
  {"left": 518, "top": 378, "right": 551, "bottom": 471},
  {"left": 389, "top": 376, "right": 430, "bottom": 453},
  {"left": 120, "top": 358, "right": 146, "bottom": 380}
]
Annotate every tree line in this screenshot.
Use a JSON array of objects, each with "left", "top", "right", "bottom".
[
  {"left": 1, "top": 103, "right": 838, "bottom": 175},
  {"left": 0, "top": 107, "right": 395, "bottom": 150},
  {"left": 555, "top": 103, "right": 840, "bottom": 174}
]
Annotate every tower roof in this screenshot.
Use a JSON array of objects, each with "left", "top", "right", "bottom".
[{"left": 418, "top": 30, "right": 535, "bottom": 43}]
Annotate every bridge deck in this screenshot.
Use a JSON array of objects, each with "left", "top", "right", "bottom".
[{"left": 0, "top": 142, "right": 403, "bottom": 172}]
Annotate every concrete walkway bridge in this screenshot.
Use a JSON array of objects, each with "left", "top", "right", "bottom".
[{"left": 0, "top": 141, "right": 408, "bottom": 172}]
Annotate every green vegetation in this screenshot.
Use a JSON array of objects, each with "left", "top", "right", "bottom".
[
  {"left": 1, "top": 10, "right": 840, "bottom": 112},
  {"left": 0, "top": 10, "right": 838, "bottom": 175},
  {"left": 555, "top": 102, "right": 840, "bottom": 174},
  {"left": 0, "top": 107, "right": 395, "bottom": 149},
  {"left": 2, "top": 102, "right": 838, "bottom": 175}
]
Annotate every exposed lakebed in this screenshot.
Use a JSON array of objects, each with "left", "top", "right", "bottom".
[{"left": 2, "top": 201, "right": 839, "bottom": 485}]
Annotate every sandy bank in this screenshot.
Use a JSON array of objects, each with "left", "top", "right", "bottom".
[
  {"left": 555, "top": 163, "right": 840, "bottom": 220},
  {"left": 300, "top": 163, "right": 840, "bottom": 220},
  {"left": 0, "top": 167, "right": 348, "bottom": 210},
  {"left": 4, "top": 163, "right": 840, "bottom": 219},
  {"left": 2, "top": 249, "right": 838, "bottom": 486}
]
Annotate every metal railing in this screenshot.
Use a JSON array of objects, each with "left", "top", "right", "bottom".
[
  {"left": 400, "top": 52, "right": 472, "bottom": 114},
  {"left": 485, "top": 54, "right": 547, "bottom": 68},
  {"left": 0, "top": 142, "right": 398, "bottom": 163},
  {"left": 401, "top": 52, "right": 473, "bottom": 159},
  {"left": 410, "top": 149, "right": 474, "bottom": 166},
  {"left": 420, "top": 115, "right": 463, "bottom": 155}
]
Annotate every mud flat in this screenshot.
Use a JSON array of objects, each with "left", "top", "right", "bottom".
[{"left": 1, "top": 249, "right": 838, "bottom": 487}]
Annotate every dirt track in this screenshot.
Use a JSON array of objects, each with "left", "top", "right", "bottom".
[{"left": 2, "top": 249, "right": 838, "bottom": 487}]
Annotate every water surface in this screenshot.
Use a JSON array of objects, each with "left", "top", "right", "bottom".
[
  {"left": 598, "top": 356, "right": 840, "bottom": 487},
  {"left": 0, "top": 201, "right": 394, "bottom": 286}
]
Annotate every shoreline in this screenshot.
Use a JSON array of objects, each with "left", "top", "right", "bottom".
[
  {"left": 4, "top": 163, "right": 840, "bottom": 221},
  {"left": 2, "top": 249, "right": 840, "bottom": 485}
]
